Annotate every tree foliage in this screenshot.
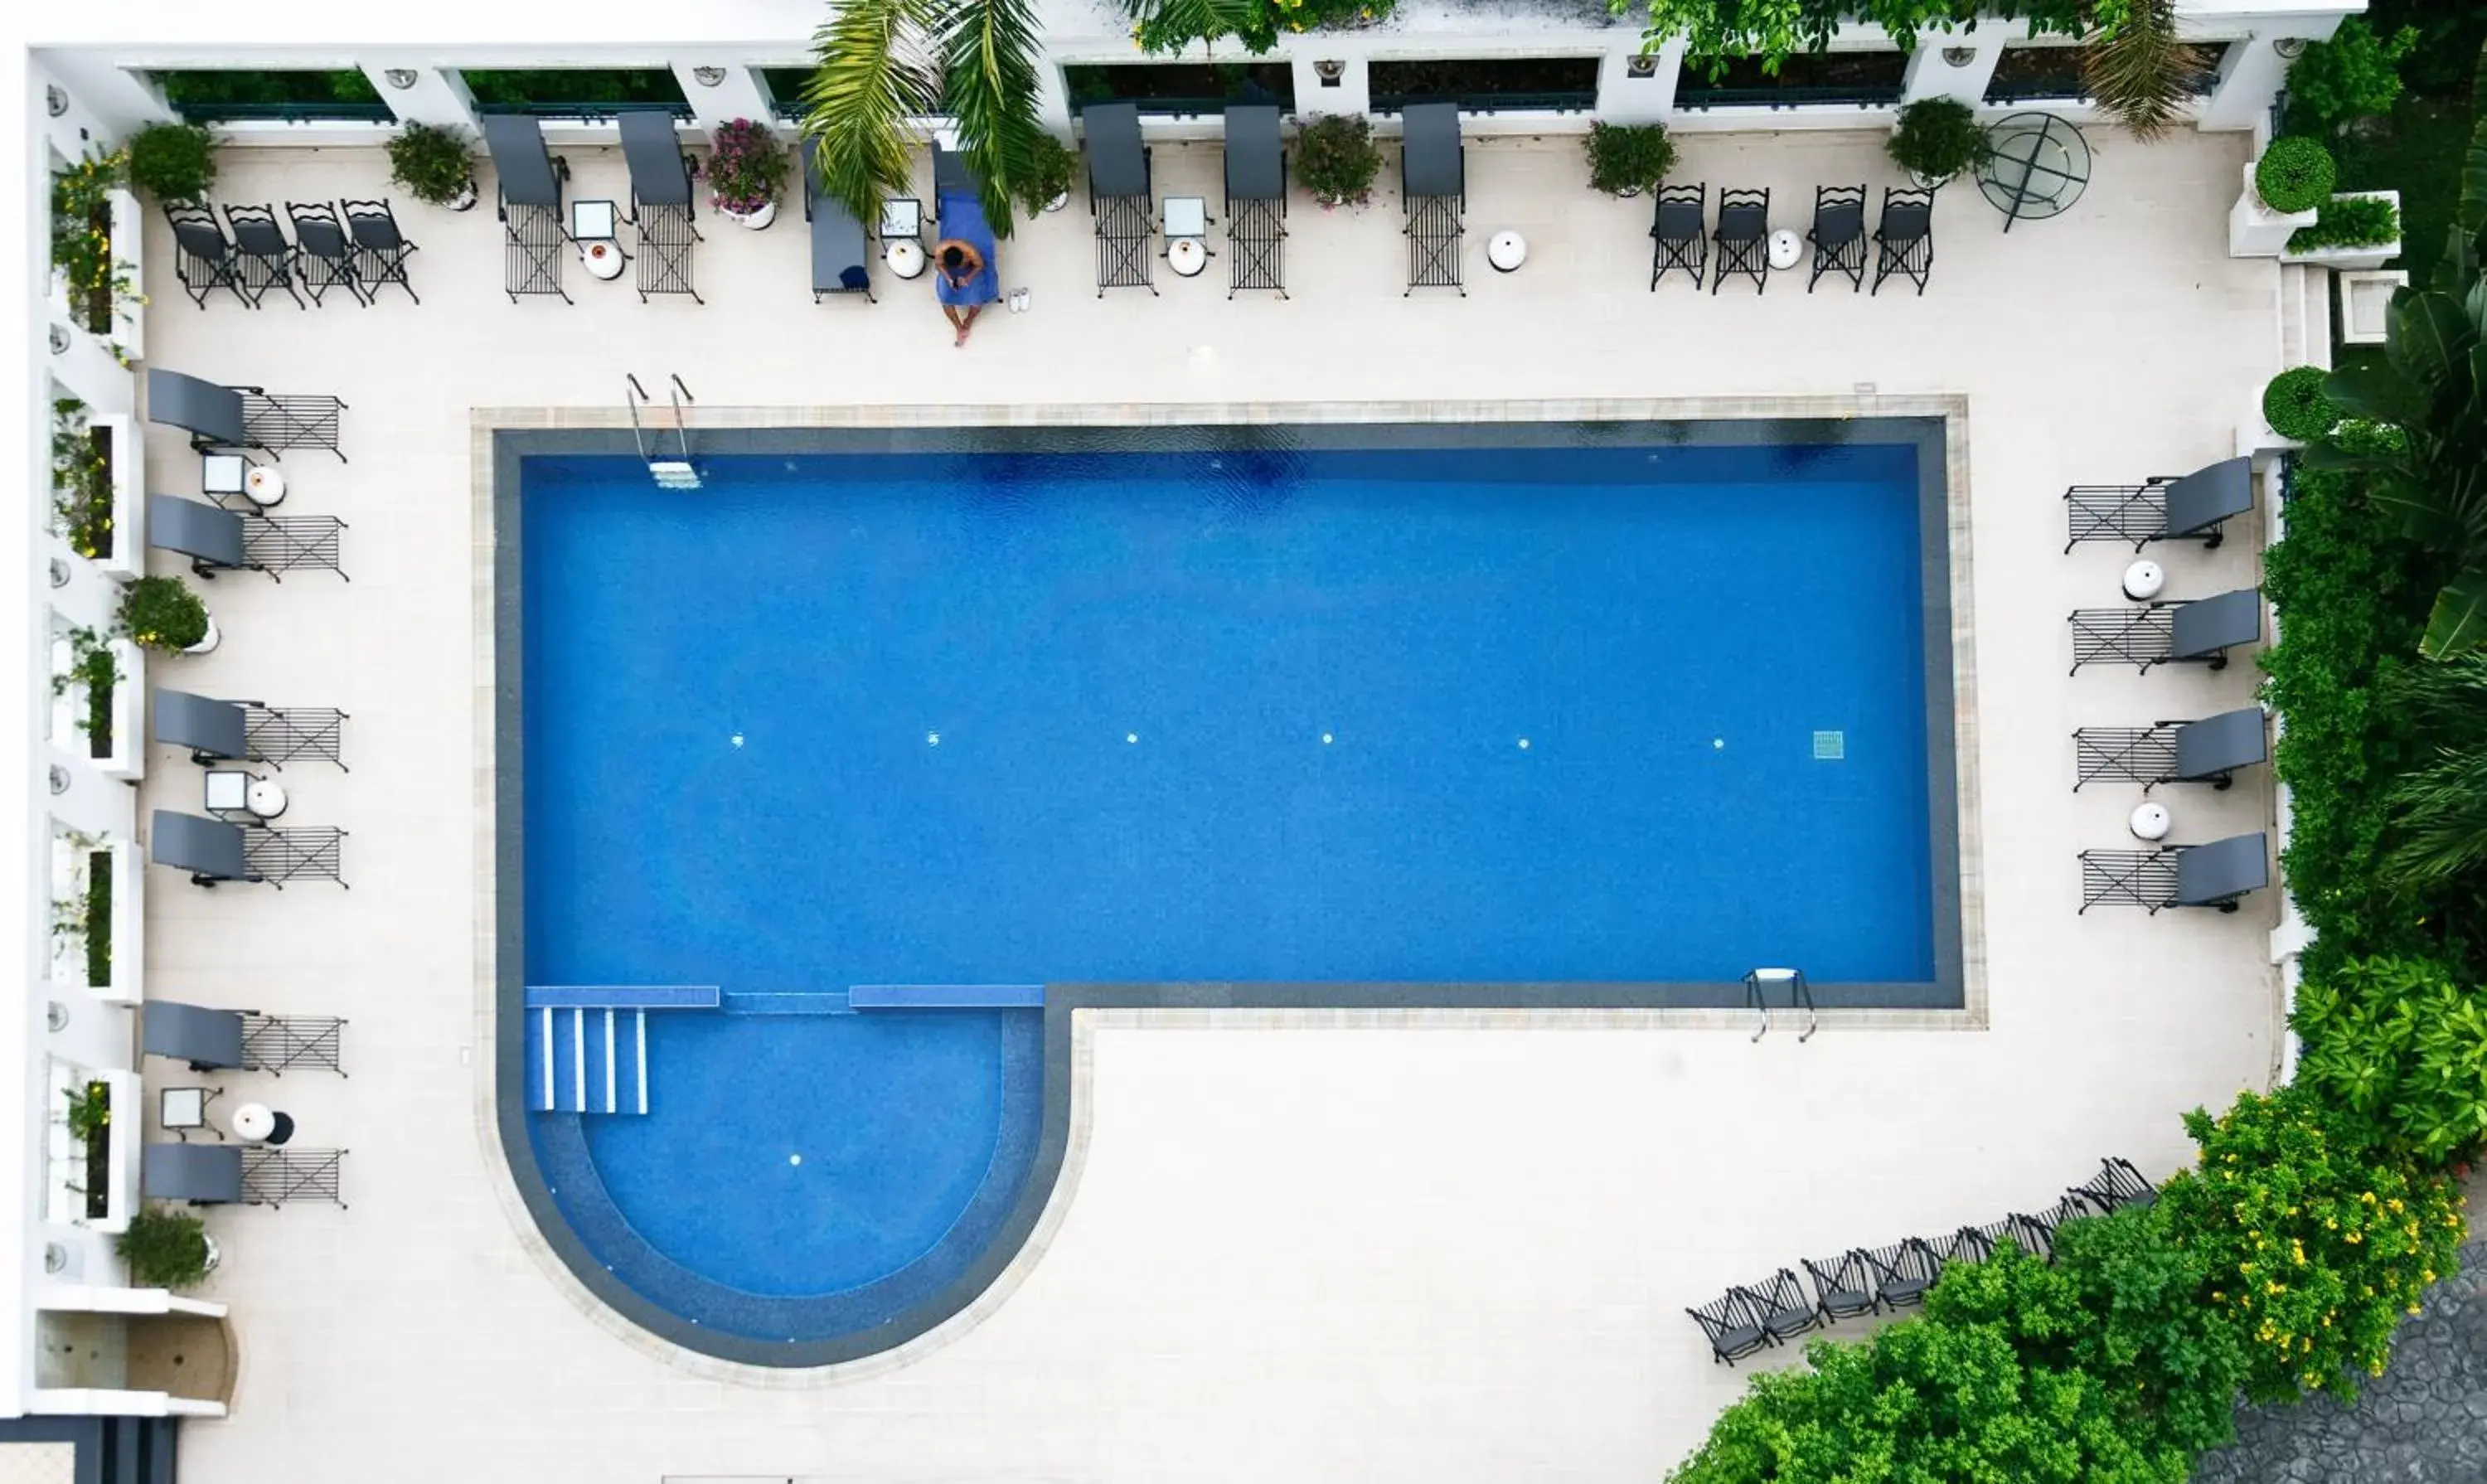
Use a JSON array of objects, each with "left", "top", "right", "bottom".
[{"left": 2294, "top": 955, "right": 2487, "bottom": 1161}]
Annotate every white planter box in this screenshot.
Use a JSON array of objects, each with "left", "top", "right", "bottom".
[
  {"left": 95, "top": 413, "right": 143, "bottom": 580},
  {"left": 108, "top": 187, "right": 144, "bottom": 361},
  {"left": 107, "top": 843, "right": 144, "bottom": 1008},
  {"left": 2339, "top": 269, "right": 2407, "bottom": 345},
  {"left": 2229, "top": 162, "right": 2320, "bottom": 258},
  {"left": 100, "top": 640, "right": 144, "bottom": 786},
  {"left": 2281, "top": 190, "right": 2402, "bottom": 272}
]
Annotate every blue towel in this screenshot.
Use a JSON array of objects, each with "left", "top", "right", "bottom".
[{"left": 932, "top": 190, "right": 1000, "bottom": 308}]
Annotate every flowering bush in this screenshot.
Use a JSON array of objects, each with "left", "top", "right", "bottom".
[
  {"left": 707, "top": 119, "right": 788, "bottom": 215},
  {"left": 118, "top": 575, "right": 209, "bottom": 652},
  {"left": 51, "top": 149, "right": 142, "bottom": 342},
  {"left": 2157, "top": 1087, "right": 2465, "bottom": 1404},
  {"left": 1294, "top": 114, "right": 1379, "bottom": 209},
  {"left": 2293, "top": 956, "right": 2487, "bottom": 1163},
  {"left": 51, "top": 398, "right": 113, "bottom": 561},
  {"left": 1128, "top": 0, "right": 1394, "bottom": 56}
]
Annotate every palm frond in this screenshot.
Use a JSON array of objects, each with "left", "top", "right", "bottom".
[
  {"left": 2381, "top": 656, "right": 2487, "bottom": 889},
  {"left": 2083, "top": 0, "right": 2190, "bottom": 142},
  {"left": 802, "top": 0, "right": 943, "bottom": 233},
  {"left": 940, "top": 0, "right": 1049, "bottom": 236}
]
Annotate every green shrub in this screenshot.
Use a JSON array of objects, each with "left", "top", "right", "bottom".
[
  {"left": 1294, "top": 114, "right": 1379, "bottom": 209},
  {"left": 385, "top": 122, "right": 475, "bottom": 206},
  {"left": 1583, "top": 121, "right": 1676, "bottom": 196},
  {"left": 2295, "top": 956, "right": 2487, "bottom": 1162},
  {"left": 2157, "top": 1087, "right": 2465, "bottom": 1404},
  {"left": 1886, "top": 97, "right": 1985, "bottom": 182},
  {"left": 1013, "top": 132, "right": 1078, "bottom": 216},
  {"left": 2286, "top": 192, "right": 2401, "bottom": 251},
  {"left": 116, "top": 1206, "right": 212, "bottom": 1289},
  {"left": 118, "top": 575, "right": 208, "bottom": 652},
  {"left": 2255, "top": 135, "right": 2338, "bottom": 212},
  {"left": 2284, "top": 17, "right": 2418, "bottom": 133},
  {"left": 125, "top": 122, "right": 216, "bottom": 205},
  {"left": 83, "top": 852, "right": 110, "bottom": 988},
  {"left": 2264, "top": 366, "right": 2339, "bottom": 439}
]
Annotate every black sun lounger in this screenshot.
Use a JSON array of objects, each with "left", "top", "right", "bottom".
[
  {"left": 1085, "top": 103, "right": 1154, "bottom": 295},
  {"left": 2069, "top": 588, "right": 2260, "bottom": 674},
  {"left": 1224, "top": 104, "right": 1286, "bottom": 298},
  {"left": 144, "top": 1142, "right": 243, "bottom": 1205},
  {"left": 2065, "top": 457, "right": 2255, "bottom": 552},
  {"left": 2080, "top": 831, "right": 2271, "bottom": 913},
  {"left": 1400, "top": 101, "right": 1465, "bottom": 296},
  {"left": 620, "top": 109, "right": 702, "bottom": 303},
  {"left": 482, "top": 114, "right": 570, "bottom": 303},
  {"left": 143, "top": 1001, "right": 246, "bottom": 1070},
  {"left": 804, "top": 153, "right": 874, "bottom": 302},
  {"left": 2073, "top": 706, "right": 2270, "bottom": 790}
]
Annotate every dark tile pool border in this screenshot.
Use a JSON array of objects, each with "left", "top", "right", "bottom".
[{"left": 487, "top": 412, "right": 1965, "bottom": 1369}]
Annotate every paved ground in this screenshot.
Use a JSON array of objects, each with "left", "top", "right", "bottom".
[
  {"left": 2194, "top": 1238, "right": 2487, "bottom": 1484},
  {"left": 133, "top": 126, "right": 2292, "bottom": 1482}
]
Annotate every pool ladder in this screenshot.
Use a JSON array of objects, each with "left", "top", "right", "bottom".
[
  {"left": 1743, "top": 968, "right": 1818, "bottom": 1044},
  {"left": 626, "top": 374, "right": 699, "bottom": 489}
]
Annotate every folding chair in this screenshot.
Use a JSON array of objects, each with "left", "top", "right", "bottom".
[
  {"left": 619, "top": 109, "right": 703, "bottom": 303},
  {"left": 1711, "top": 187, "right": 1769, "bottom": 294},
  {"left": 223, "top": 203, "right": 305, "bottom": 309},
  {"left": 2078, "top": 832, "right": 2268, "bottom": 914},
  {"left": 482, "top": 114, "right": 571, "bottom": 304},
  {"left": 1400, "top": 101, "right": 1466, "bottom": 296},
  {"left": 1224, "top": 104, "right": 1287, "bottom": 298},
  {"left": 2068, "top": 1157, "right": 2159, "bottom": 1215},
  {"left": 1685, "top": 1289, "right": 1771, "bottom": 1365},
  {"left": 1801, "top": 1251, "right": 1881, "bottom": 1320},
  {"left": 2013, "top": 1195, "right": 2092, "bottom": 1262},
  {"left": 1648, "top": 182, "right": 1705, "bottom": 289},
  {"left": 340, "top": 198, "right": 419, "bottom": 304},
  {"left": 285, "top": 201, "right": 366, "bottom": 307},
  {"left": 1085, "top": 102, "right": 1156, "bottom": 296},
  {"left": 1806, "top": 183, "right": 1866, "bottom": 293},
  {"left": 2063, "top": 458, "right": 2254, "bottom": 551},
  {"left": 165, "top": 204, "right": 251, "bottom": 309},
  {"left": 2072, "top": 707, "right": 2267, "bottom": 792},
  {"left": 1872, "top": 187, "right": 1935, "bottom": 296},
  {"left": 1737, "top": 1268, "right": 1826, "bottom": 1346},
  {"left": 1859, "top": 1239, "right": 1942, "bottom": 1308}
]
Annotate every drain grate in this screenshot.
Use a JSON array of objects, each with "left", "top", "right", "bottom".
[{"left": 1812, "top": 730, "right": 1846, "bottom": 761}]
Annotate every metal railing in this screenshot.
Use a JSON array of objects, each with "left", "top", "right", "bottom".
[
  {"left": 484, "top": 100, "right": 696, "bottom": 121},
  {"left": 1368, "top": 90, "right": 1597, "bottom": 115},
  {"left": 171, "top": 101, "right": 396, "bottom": 124},
  {"left": 1985, "top": 73, "right": 2087, "bottom": 103},
  {"left": 1112, "top": 96, "right": 1298, "bottom": 119},
  {"left": 1676, "top": 84, "right": 1903, "bottom": 110}
]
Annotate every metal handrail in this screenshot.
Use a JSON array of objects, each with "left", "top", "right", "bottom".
[
  {"left": 485, "top": 100, "right": 695, "bottom": 121},
  {"left": 171, "top": 101, "right": 396, "bottom": 123},
  {"left": 1369, "top": 90, "right": 1597, "bottom": 115},
  {"left": 1106, "top": 95, "right": 1299, "bottom": 119},
  {"left": 1677, "top": 85, "right": 1902, "bottom": 109}
]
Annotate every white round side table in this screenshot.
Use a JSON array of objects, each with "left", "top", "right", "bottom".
[
  {"left": 1767, "top": 230, "right": 1803, "bottom": 271},
  {"left": 581, "top": 241, "right": 626, "bottom": 280},
  {"left": 232, "top": 1103, "right": 274, "bottom": 1141},
  {"left": 243, "top": 466, "right": 286, "bottom": 507},
  {"left": 886, "top": 240, "right": 927, "bottom": 279},
  {"left": 1167, "top": 238, "right": 1207, "bottom": 277},
  {"left": 1487, "top": 230, "right": 1528, "bottom": 273},
  {"left": 245, "top": 778, "right": 288, "bottom": 820},
  {"left": 2130, "top": 802, "right": 2173, "bottom": 841},
  {"left": 2122, "top": 559, "right": 2166, "bottom": 601}
]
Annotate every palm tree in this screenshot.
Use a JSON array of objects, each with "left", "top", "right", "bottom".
[
  {"left": 2382, "top": 657, "right": 2487, "bottom": 895},
  {"left": 2082, "top": 0, "right": 2201, "bottom": 141},
  {"left": 799, "top": 0, "right": 1050, "bottom": 239}
]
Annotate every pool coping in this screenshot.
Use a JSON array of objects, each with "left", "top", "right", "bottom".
[{"left": 471, "top": 395, "right": 1985, "bottom": 1378}]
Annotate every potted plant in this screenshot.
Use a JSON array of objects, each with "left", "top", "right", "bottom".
[
  {"left": 119, "top": 574, "right": 211, "bottom": 655},
  {"left": 1583, "top": 121, "right": 1675, "bottom": 198},
  {"left": 1887, "top": 99, "right": 1984, "bottom": 189},
  {"left": 1016, "top": 133, "right": 1079, "bottom": 216},
  {"left": 117, "top": 1206, "right": 216, "bottom": 1290},
  {"left": 706, "top": 119, "right": 788, "bottom": 229},
  {"left": 2263, "top": 366, "right": 2338, "bottom": 443},
  {"left": 2231, "top": 136, "right": 2334, "bottom": 256},
  {"left": 386, "top": 122, "right": 478, "bottom": 211},
  {"left": 2281, "top": 190, "right": 2402, "bottom": 271},
  {"left": 124, "top": 122, "right": 216, "bottom": 206},
  {"left": 1296, "top": 114, "right": 1379, "bottom": 210}
]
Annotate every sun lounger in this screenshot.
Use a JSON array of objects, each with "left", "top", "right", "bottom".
[{"left": 482, "top": 114, "right": 570, "bottom": 303}]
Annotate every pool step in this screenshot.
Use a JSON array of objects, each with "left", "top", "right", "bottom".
[
  {"left": 529, "top": 1006, "right": 652, "bottom": 1115},
  {"left": 722, "top": 989, "right": 854, "bottom": 1016}
]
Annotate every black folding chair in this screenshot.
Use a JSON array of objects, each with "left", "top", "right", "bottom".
[
  {"left": 1685, "top": 1289, "right": 1771, "bottom": 1365},
  {"left": 2068, "top": 1157, "right": 2158, "bottom": 1215},
  {"left": 165, "top": 204, "right": 250, "bottom": 309},
  {"left": 284, "top": 201, "right": 366, "bottom": 307},
  {"left": 1711, "top": 187, "right": 1769, "bottom": 295},
  {"left": 1648, "top": 182, "right": 1705, "bottom": 289},
  {"left": 1807, "top": 183, "right": 1866, "bottom": 293},
  {"left": 1738, "top": 1268, "right": 1826, "bottom": 1345},
  {"left": 223, "top": 203, "right": 305, "bottom": 309},
  {"left": 1801, "top": 1251, "right": 1881, "bottom": 1320},
  {"left": 341, "top": 199, "right": 419, "bottom": 304},
  {"left": 1872, "top": 187, "right": 1935, "bottom": 296},
  {"left": 1860, "top": 1239, "right": 1942, "bottom": 1308}
]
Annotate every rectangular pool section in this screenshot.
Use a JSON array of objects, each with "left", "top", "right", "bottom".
[{"left": 516, "top": 427, "right": 1955, "bottom": 997}]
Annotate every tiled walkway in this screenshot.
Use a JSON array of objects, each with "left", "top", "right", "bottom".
[{"left": 134, "top": 126, "right": 2291, "bottom": 1482}]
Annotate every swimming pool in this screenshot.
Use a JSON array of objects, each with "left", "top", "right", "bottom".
[{"left": 498, "top": 420, "right": 1960, "bottom": 1363}]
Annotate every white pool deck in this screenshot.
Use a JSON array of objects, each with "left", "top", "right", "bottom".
[{"left": 139, "top": 126, "right": 2286, "bottom": 1482}]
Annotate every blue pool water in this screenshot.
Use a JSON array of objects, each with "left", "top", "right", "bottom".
[{"left": 517, "top": 436, "right": 1937, "bottom": 1341}]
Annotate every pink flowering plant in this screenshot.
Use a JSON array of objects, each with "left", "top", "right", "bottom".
[{"left": 707, "top": 119, "right": 788, "bottom": 216}]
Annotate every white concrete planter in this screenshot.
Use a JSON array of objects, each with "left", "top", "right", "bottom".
[
  {"left": 95, "top": 413, "right": 143, "bottom": 580},
  {"left": 108, "top": 187, "right": 144, "bottom": 361},
  {"left": 719, "top": 198, "right": 777, "bottom": 230},
  {"left": 2229, "top": 162, "right": 2320, "bottom": 258},
  {"left": 2280, "top": 189, "right": 2402, "bottom": 272},
  {"left": 181, "top": 616, "right": 221, "bottom": 657},
  {"left": 446, "top": 180, "right": 479, "bottom": 212},
  {"left": 2339, "top": 269, "right": 2407, "bottom": 345},
  {"left": 1042, "top": 191, "right": 1069, "bottom": 213}
]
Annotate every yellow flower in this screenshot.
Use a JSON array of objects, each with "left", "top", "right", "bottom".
[
  {"left": 2347, "top": 1231, "right": 2363, "bottom": 1244},
  {"left": 2410, "top": 1304, "right": 2423, "bottom": 1316},
  {"left": 2423, "top": 1269, "right": 2436, "bottom": 1283},
  {"left": 2363, "top": 1191, "right": 2378, "bottom": 1205},
  {"left": 2325, "top": 1218, "right": 2338, "bottom": 1229},
  {"left": 2388, "top": 1199, "right": 2404, "bottom": 1214}
]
